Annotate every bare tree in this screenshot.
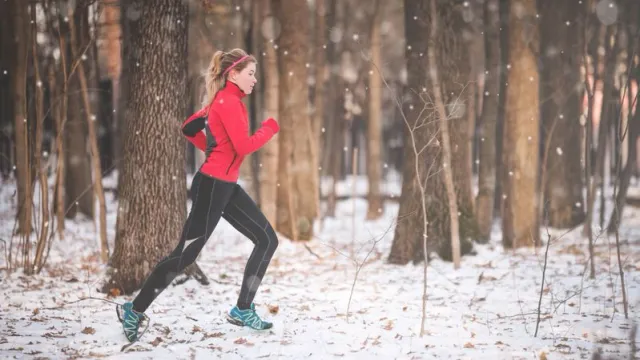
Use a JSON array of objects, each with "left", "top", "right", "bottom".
[
  {"left": 12, "top": 0, "right": 32, "bottom": 237},
  {"left": 258, "top": 0, "right": 280, "bottom": 226},
  {"left": 475, "top": 0, "right": 501, "bottom": 243},
  {"left": 366, "top": 0, "right": 384, "bottom": 220},
  {"left": 273, "top": 0, "right": 318, "bottom": 241},
  {"left": 64, "top": 3, "right": 94, "bottom": 220},
  {"left": 539, "top": 0, "right": 586, "bottom": 228},
  {"left": 502, "top": 0, "right": 540, "bottom": 248},
  {"left": 104, "top": 0, "right": 189, "bottom": 294}
]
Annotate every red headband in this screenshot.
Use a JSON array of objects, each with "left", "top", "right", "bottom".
[{"left": 223, "top": 55, "right": 249, "bottom": 75}]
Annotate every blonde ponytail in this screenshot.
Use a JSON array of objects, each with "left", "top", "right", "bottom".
[
  {"left": 201, "top": 48, "right": 257, "bottom": 108},
  {"left": 202, "top": 50, "right": 225, "bottom": 107}
]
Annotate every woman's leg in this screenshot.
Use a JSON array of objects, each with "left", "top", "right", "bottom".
[
  {"left": 131, "top": 174, "right": 235, "bottom": 313},
  {"left": 223, "top": 185, "right": 279, "bottom": 328}
]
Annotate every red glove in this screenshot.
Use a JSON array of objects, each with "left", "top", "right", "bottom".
[{"left": 262, "top": 118, "right": 280, "bottom": 134}]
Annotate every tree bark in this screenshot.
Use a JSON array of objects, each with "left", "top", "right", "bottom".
[
  {"left": 366, "top": 0, "right": 384, "bottom": 220},
  {"left": 13, "top": 0, "right": 32, "bottom": 236},
  {"left": 64, "top": 4, "right": 94, "bottom": 219},
  {"left": 0, "top": 0, "right": 15, "bottom": 179},
  {"left": 104, "top": 0, "right": 189, "bottom": 294},
  {"left": 539, "top": 0, "right": 586, "bottom": 228},
  {"left": 502, "top": 0, "right": 540, "bottom": 248},
  {"left": 475, "top": 0, "right": 501, "bottom": 243},
  {"left": 31, "top": 5, "right": 50, "bottom": 274},
  {"left": 389, "top": 0, "right": 474, "bottom": 265},
  {"left": 69, "top": 5, "right": 110, "bottom": 263},
  {"left": 428, "top": 0, "right": 462, "bottom": 268},
  {"left": 322, "top": 0, "right": 345, "bottom": 219},
  {"left": 273, "top": 0, "right": 318, "bottom": 241},
  {"left": 259, "top": 0, "right": 279, "bottom": 226},
  {"left": 437, "top": 0, "right": 480, "bottom": 250}
]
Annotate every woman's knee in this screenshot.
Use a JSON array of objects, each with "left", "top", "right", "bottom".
[{"left": 262, "top": 224, "right": 279, "bottom": 253}]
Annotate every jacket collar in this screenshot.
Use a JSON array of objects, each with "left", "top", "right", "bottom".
[{"left": 223, "top": 81, "right": 246, "bottom": 99}]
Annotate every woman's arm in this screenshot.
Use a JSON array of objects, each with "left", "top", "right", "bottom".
[
  {"left": 217, "top": 99, "right": 279, "bottom": 155},
  {"left": 181, "top": 108, "right": 208, "bottom": 151}
]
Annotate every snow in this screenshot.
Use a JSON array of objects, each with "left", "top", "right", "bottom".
[{"left": 1, "top": 172, "right": 639, "bottom": 359}]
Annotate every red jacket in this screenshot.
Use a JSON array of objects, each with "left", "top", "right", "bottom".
[{"left": 181, "top": 82, "right": 279, "bottom": 182}]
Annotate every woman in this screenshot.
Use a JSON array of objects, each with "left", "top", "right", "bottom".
[{"left": 119, "top": 48, "right": 280, "bottom": 342}]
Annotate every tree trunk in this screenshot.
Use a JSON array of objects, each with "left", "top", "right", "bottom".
[
  {"left": 502, "top": 0, "right": 540, "bottom": 248},
  {"left": 428, "top": 0, "right": 462, "bottom": 268},
  {"left": 105, "top": 0, "right": 189, "bottom": 294},
  {"left": 322, "top": 0, "right": 345, "bottom": 219},
  {"left": 590, "top": 25, "right": 617, "bottom": 196},
  {"left": 69, "top": 4, "right": 110, "bottom": 263},
  {"left": 607, "top": 94, "right": 640, "bottom": 233},
  {"left": 539, "top": 0, "right": 586, "bottom": 228},
  {"left": 65, "top": 5, "right": 94, "bottom": 219},
  {"left": 366, "top": 0, "right": 384, "bottom": 220},
  {"left": 100, "top": 0, "right": 121, "bottom": 178},
  {"left": 313, "top": 0, "right": 327, "bottom": 156},
  {"left": 437, "top": 0, "right": 479, "bottom": 250},
  {"left": 259, "top": 0, "right": 279, "bottom": 226},
  {"left": 13, "top": 0, "right": 32, "bottom": 236},
  {"left": 475, "top": 0, "right": 501, "bottom": 243},
  {"left": 0, "top": 0, "right": 15, "bottom": 179},
  {"left": 29, "top": 3, "right": 45, "bottom": 273},
  {"left": 273, "top": 0, "right": 318, "bottom": 241},
  {"left": 389, "top": 0, "right": 474, "bottom": 265},
  {"left": 607, "top": 3, "right": 640, "bottom": 233}
]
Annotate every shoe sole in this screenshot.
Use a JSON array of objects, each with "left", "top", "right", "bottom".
[
  {"left": 226, "top": 314, "right": 273, "bottom": 330},
  {"left": 226, "top": 314, "right": 245, "bottom": 326}
]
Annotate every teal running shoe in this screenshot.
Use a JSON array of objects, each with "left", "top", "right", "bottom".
[
  {"left": 118, "top": 302, "right": 143, "bottom": 342},
  {"left": 226, "top": 303, "right": 273, "bottom": 330}
]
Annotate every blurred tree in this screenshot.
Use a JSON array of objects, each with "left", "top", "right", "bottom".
[
  {"left": 502, "top": 0, "right": 540, "bottom": 248},
  {"left": 366, "top": 0, "right": 384, "bottom": 220},
  {"left": 437, "top": 0, "right": 480, "bottom": 253},
  {"left": 475, "top": 0, "right": 501, "bottom": 243},
  {"left": 64, "top": 2, "right": 94, "bottom": 219},
  {"left": 389, "top": 0, "right": 475, "bottom": 264},
  {"left": 258, "top": 0, "right": 280, "bottom": 226},
  {"left": 0, "top": 0, "right": 15, "bottom": 179},
  {"left": 105, "top": 0, "right": 189, "bottom": 294},
  {"left": 12, "top": 0, "right": 32, "bottom": 235},
  {"left": 539, "top": 0, "right": 586, "bottom": 228},
  {"left": 272, "top": 0, "right": 318, "bottom": 241}
]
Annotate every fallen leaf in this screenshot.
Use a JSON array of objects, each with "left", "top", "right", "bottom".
[
  {"left": 108, "top": 288, "right": 120, "bottom": 297},
  {"left": 32, "top": 308, "right": 39, "bottom": 316},
  {"left": 402, "top": 306, "right": 407, "bottom": 311},
  {"left": 151, "top": 337, "right": 163, "bottom": 347},
  {"left": 268, "top": 304, "right": 279, "bottom": 314},
  {"left": 539, "top": 351, "right": 548, "bottom": 360},
  {"left": 383, "top": 320, "right": 394, "bottom": 330},
  {"left": 202, "top": 332, "right": 224, "bottom": 339},
  {"left": 234, "top": 337, "right": 254, "bottom": 346},
  {"left": 464, "top": 342, "right": 475, "bottom": 348},
  {"left": 81, "top": 327, "right": 95, "bottom": 335},
  {"left": 495, "top": 341, "right": 504, "bottom": 345},
  {"left": 191, "top": 325, "right": 202, "bottom": 334}
]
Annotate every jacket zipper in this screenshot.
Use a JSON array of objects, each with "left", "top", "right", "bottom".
[{"left": 225, "top": 154, "right": 237, "bottom": 175}]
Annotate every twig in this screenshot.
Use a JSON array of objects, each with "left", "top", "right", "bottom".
[
  {"left": 303, "top": 244, "right": 321, "bottom": 259},
  {"left": 535, "top": 227, "right": 552, "bottom": 337}
]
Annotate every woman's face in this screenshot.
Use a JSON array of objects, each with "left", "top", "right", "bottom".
[{"left": 230, "top": 62, "right": 257, "bottom": 94}]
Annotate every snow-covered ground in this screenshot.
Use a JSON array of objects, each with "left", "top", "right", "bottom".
[{"left": 0, "top": 172, "right": 638, "bottom": 359}]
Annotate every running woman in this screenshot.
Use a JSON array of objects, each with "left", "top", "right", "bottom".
[{"left": 119, "top": 48, "right": 280, "bottom": 342}]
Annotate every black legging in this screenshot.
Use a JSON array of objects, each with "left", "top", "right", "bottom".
[{"left": 132, "top": 171, "right": 279, "bottom": 313}]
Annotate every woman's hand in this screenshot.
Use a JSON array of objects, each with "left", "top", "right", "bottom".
[{"left": 262, "top": 118, "right": 280, "bottom": 134}]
